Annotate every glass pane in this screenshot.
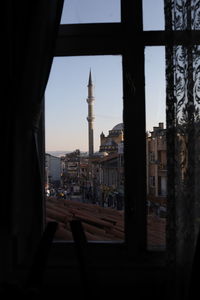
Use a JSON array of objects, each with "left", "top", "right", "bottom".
[
  {"left": 143, "top": 0, "right": 164, "bottom": 30},
  {"left": 145, "top": 47, "right": 166, "bottom": 250},
  {"left": 61, "top": 0, "right": 121, "bottom": 24},
  {"left": 165, "top": 44, "right": 200, "bottom": 269},
  {"left": 164, "top": 0, "right": 200, "bottom": 30},
  {"left": 45, "top": 55, "right": 124, "bottom": 242}
]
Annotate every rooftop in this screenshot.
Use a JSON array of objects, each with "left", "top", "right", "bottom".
[{"left": 46, "top": 196, "right": 166, "bottom": 248}]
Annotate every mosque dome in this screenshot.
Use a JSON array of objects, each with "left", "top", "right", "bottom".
[
  {"left": 111, "top": 123, "right": 123, "bottom": 131},
  {"left": 99, "top": 123, "right": 124, "bottom": 153}
]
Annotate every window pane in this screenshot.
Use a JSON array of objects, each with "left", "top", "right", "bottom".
[
  {"left": 165, "top": 44, "right": 200, "bottom": 266},
  {"left": 164, "top": 1, "right": 200, "bottom": 30},
  {"left": 61, "top": 0, "right": 121, "bottom": 24},
  {"left": 145, "top": 47, "right": 166, "bottom": 250},
  {"left": 143, "top": 0, "right": 164, "bottom": 30},
  {"left": 45, "top": 55, "right": 124, "bottom": 242}
]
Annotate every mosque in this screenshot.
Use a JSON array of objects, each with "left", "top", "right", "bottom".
[
  {"left": 86, "top": 70, "right": 123, "bottom": 156},
  {"left": 99, "top": 123, "right": 123, "bottom": 154}
]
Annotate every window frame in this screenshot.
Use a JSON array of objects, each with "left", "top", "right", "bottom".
[
  {"left": 45, "top": 0, "right": 161, "bottom": 265},
  {"left": 44, "top": 0, "right": 200, "bottom": 266}
]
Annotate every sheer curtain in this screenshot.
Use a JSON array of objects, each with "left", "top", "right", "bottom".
[
  {"left": 3, "top": 0, "right": 64, "bottom": 270},
  {"left": 165, "top": 1, "right": 200, "bottom": 299}
]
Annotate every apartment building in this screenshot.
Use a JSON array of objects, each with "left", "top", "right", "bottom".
[
  {"left": 45, "top": 153, "right": 61, "bottom": 188},
  {"left": 146, "top": 123, "right": 167, "bottom": 199}
]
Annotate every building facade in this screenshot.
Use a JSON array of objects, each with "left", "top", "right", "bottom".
[
  {"left": 45, "top": 153, "right": 61, "bottom": 188},
  {"left": 146, "top": 122, "right": 167, "bottom": 200}
]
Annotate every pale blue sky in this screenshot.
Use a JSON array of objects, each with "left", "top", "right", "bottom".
[
  {"left": 60, "top": 0, "right": 121, "bottom": 24},
  {"left": 45, "top": 0, "right": 165, "bottom": 152},
  {"left": 45, "top": 55, "right": 123, "bottom": 152}
]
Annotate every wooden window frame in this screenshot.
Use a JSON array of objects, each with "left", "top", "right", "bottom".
[{"left": 45, "top": 0, "right": 200, "bottom": 267}]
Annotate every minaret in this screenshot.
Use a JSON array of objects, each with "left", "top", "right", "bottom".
[{"left": 86, "top": 69, "right": 95, "bottom": 157}]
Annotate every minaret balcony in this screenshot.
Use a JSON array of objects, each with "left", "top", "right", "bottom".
[
  {"left": 87, "top": 116, "right": 95, "bottom": 122},
  {"left": 87, "top": 97, "right": 95, "bottom": 103}
]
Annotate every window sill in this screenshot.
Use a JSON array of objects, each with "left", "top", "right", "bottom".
[{"left": 46, "top": 241, "right": 166, "bottom": 268}]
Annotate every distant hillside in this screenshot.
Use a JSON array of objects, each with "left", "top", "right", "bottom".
[
  {"left": 46, "top": 150, "right": 88, "bottom": 157},
  {"left": 46, "top": 151, "right": 70, "bottom": 157}
]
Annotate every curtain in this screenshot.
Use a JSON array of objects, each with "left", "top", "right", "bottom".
[
  {"left": 3, "top": 0, "right": 64, "bottom": 268},
  {"left": 165, "top": 1, "right": 200, "bottom": 299}
]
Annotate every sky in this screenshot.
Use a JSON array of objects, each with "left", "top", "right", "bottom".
[{"left": 45, "top": 0, "right": 165, "bottom": 152}]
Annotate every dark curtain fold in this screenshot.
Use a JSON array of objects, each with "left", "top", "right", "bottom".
[
  {"left": 3, "top": 0, "right": 64, "bottom": 265},
  {"left": 164, "top": 1, "right": 200, "bottom": 299}
]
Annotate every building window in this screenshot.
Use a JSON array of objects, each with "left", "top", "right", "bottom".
[
  {"left": 43, "top": 0, "right": 200, "bottom": 270},
  {"left": 45, "top": 55, "right": 124, "bottom": 242},
  {"left": 44, "top": 0, "right": 163, "bottom": 259},
  {"left": 149, "top": 176, "right": 155, "bottom": 187}
]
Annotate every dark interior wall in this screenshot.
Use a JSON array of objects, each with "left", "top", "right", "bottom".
[
  {"left": 2, "top": 2, "right": 190, "bottom": 299},
  {"left": 1, "top": 0, "right": 64, "bottom": 283}
]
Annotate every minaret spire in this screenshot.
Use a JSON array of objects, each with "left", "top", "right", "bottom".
[
  {"left": 86, "top": 69, "right": 95, "bottom": 157},
  {"left": 88, "top": 68, "right": 92, "bottom": 86}
]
